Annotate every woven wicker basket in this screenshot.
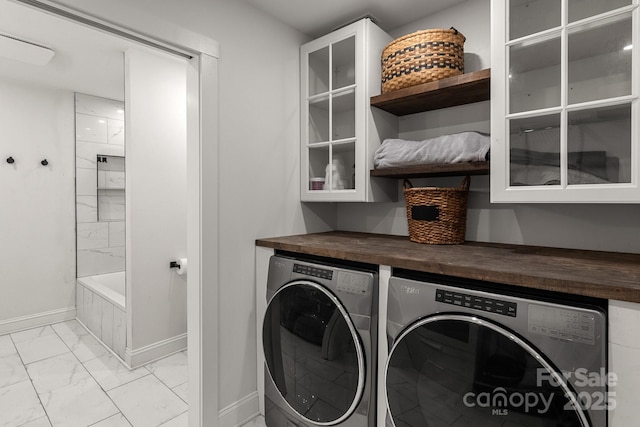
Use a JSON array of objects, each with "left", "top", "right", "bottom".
[
  {"left": 403, "top": 176, "right": 470, "bottom": 245},
  {"left": 381, "top": 27, "right": 465, "bottom": 94}
]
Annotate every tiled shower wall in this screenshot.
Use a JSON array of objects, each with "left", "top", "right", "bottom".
[{"left": 75, "top": 93, "right": 126, "bottom": 277}]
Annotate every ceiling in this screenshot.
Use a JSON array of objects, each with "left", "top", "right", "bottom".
[
  {"left": 244, "top": 0, "right": 466, "bottom": 37},
  {"left": 0, "top": 1, "right": 136, "bottom": 100},
  {"left": 0, "top": 0, "right": 462, "bottom": 99}
]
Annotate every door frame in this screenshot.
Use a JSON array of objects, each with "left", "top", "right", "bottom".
[{"left": 10, "top": 1, "right": 220, "bottom": 425}]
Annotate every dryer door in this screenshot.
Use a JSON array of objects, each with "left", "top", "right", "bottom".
[
  {"left": 386, "top": 314, "right": 598, "bottom": 427},
  {"left": 263, "top": 280, "right": 366, "bottom": 425}
]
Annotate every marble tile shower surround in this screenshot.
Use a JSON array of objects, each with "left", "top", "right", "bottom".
[
  {"left": 76, "top": 281, "right": 126, "bottom": 360},
  {"left": 98, "top": 156, "right": 126, "bottom": 223},
  {"left": 75, "top": 93, "right": 126, "bottom": 278}
]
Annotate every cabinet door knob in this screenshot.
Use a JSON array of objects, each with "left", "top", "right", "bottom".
[{"left": 6, "top": 156, "right": 14, "bottom": 164}]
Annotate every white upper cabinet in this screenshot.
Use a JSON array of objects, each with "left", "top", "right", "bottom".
[
  {"left": 301, "top": 18, "right": 397, "bottom": 202},
  {"left": 491, "top": 0, "right": 639, "bottom": 202}
]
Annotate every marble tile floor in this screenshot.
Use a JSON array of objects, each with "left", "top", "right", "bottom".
[
  {"left": 0, "top": 320, "right": 267, "bottom": 427},
  {"left": 0, "top": 320, "right": 189, "bottom": 427}
]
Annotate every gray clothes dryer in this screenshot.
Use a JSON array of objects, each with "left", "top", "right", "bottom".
[
  {"left": 385, "top": 272, "right": 608, "bottom": 427},
  {"left": 262, "top": 254, "right": 378, "bottom": 427}
]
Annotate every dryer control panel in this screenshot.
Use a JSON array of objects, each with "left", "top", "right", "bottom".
[
  {"left": 337, "top": 271, "right": 370, "bottom": 295},
  {"left": 293, "top": 263, "right": 333, "bottom": 280}
]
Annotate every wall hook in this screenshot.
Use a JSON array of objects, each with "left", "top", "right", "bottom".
[
  {"left": 6, "top": 156, "right": 14, "bottom": 164},
  {"left": 41, "top": 159, "right": 48, "bottom": 166}
]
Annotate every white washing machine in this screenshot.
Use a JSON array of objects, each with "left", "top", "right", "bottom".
[
  {"left": 262, "top": 253, "right": 378, "bottom": 426},
  {"left": 385, "top": 270, "right": 608, "bottom": 427}
]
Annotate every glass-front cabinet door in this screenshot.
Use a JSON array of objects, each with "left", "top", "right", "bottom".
[
  {"left": 307, "top": 36, "right": 356, "bottom": 194},
  {"left": 491, "top": 0, "right": 639, "bottom": 202},
  {"left": 301, "top": 18, "right": 395, "bottom": 202}
]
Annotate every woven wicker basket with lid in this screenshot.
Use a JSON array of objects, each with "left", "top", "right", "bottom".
[{"left": 381, "top": 27, "right": 465, "bottom": 94}]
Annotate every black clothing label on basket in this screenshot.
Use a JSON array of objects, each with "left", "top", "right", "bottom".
[{"left": 412, "top": 205, "right": 440, "bottom": 221}]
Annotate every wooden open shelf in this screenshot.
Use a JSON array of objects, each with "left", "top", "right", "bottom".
[
  {"left": 370, "top": 161, "right": 489, "bottom": 179},
  {"left": 369, "top": 69, "right": 491, "bottom": 179},
  {"left": 370, "top": 68, "right": 490, "bottom": 116}
]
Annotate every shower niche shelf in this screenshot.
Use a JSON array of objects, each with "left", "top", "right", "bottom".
[{"left": 97, "top": 154, "right": 125, "bottom": 222}]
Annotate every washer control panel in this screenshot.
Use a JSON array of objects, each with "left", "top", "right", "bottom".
[
  {"left": 435, "top": 289, "right": 517, "bottom": 317},
  {"left": 293, "top": 263, "right": 333, "bottom": 280}
]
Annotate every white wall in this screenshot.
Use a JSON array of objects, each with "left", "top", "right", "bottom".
[
  {"left": 337, "top": 0, "right": 640, "bottom": 254},
  {"left": 388, "top": 0, "right": 491, "bottom": 73},
  {"left": 125, "top": 48, "right": 188, "bottom": 359},
  {"left": 200, "top": 2, "right": 336, "bottom": 412},
  {"left": 50, "top": 0, "right": 336, "bottom": 414},
  {"left": 0, "top": 78, "right": 76, "bottom": 329},
  {"left": 153, "top": 1, "right": 336, "bottom": 414}
]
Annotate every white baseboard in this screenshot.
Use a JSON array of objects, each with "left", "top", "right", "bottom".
[
  {"left": 218, "top": 391, "right": 260, "bottom": 427},
  {"left": 125, "top": 332, "right": 188, "bottom": 368},
  {"left": 0, "top": 307, "right": 76, "bottom": 336}
]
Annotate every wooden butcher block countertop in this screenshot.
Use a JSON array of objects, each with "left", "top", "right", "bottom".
[{"left": 256, "top": 231, "right": 640, "bottom": 303}]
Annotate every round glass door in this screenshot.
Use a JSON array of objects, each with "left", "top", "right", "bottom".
[
  {"left": 386, "top": 314, "right": 592, "bottom": 427},
  {"left": 263, "top": 280, "right": 365, "bottom": 425}
]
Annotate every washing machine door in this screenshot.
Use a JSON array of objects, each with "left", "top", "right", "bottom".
[
  {"left": 263, "top": 280, "right": 366, "bottom": 425},
  {"left": 386, "top": 314, "right": 596, "bottom": 427}
]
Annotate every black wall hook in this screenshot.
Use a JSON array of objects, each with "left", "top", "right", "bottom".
[
  {"left": 41, "top": 159, "right": 48, "bottom": 166},
  {"left": 6, "top": 156, "right": 14, "bottom": 164}
]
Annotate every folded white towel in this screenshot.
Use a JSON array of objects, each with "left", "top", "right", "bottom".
[{"left": 373, "top": 131, "right": 490, "bottom": 169}]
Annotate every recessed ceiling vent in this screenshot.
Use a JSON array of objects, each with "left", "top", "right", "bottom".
[{"left": 0, "top": 33, "right": 55, "bottom": 66}]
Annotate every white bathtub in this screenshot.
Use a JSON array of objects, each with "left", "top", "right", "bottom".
[
  {"left": 77, "top": 271, "right": 125, "bottom": 310},
  {"left": 76, "top": 271, "right": 127, "bottom": 360}
]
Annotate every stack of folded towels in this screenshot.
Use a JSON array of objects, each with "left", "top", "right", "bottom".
[{"left": 373, "top": 131, "right": 490, "bottom": 169}]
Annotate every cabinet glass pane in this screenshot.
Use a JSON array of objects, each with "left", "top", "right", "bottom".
[
  {"left": 568, "top": 0, "right": 631, "bottom": 23},
  {"left": 332, "top": 90, "right": 355, "bottom": 140},
  {"left": 330, "top": 142, "right": 356, "bottom": 190},
  {"left": 308, "top": 145, "right": 329, "bottom": 190},
  {"left": 568, "top": 16, "right": 632, "bottom": 104},
  {"left": 332, "top": 36, "right": 356, "bottom": 90},
  {"left": 309, "top": 97, "right": 329, "bottom": 143},
  {"left": 567, "top": 104, "right": 631, "bottom": 184},
  {"left": 509, "top": 0, "right": 560, "bottom": 40},
  {"left": 509, "top": 114, "right": 561, "bottom": 186},
  {"left": 509, "top": 36, "right": 561, "bottom": 113},
  {"left": 309, "top": 47, "right": 329, "bottom": 96}
]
